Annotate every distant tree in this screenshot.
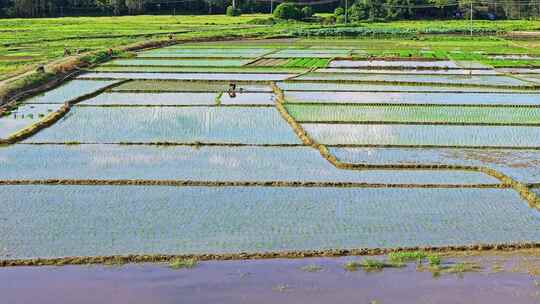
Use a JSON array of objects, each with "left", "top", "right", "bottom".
[
  {"left": 301, "top": 6, "right": 313, "bottom": 19},
  {"left": 273, "top": 3, "right": 300, "bottom": 20}
]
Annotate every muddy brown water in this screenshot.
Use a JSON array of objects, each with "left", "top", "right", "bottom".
[{"left": 1, "top": 255, "right": 538, "bottom": 304}]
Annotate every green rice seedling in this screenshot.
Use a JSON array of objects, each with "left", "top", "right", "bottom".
[
  {"left": 388, "top": 251, "right": 427, "bottom": 263},
  {"left": 427, "top": 255, "right": 442, "bottom": 266},
  {"left": 300, "top": 264, "right": 324, "bottom": 272},
  {"left": 444, "top": 262, "right": 482, "bottom": 274},
  {"left": 344, "top": 260, "right": 363, "bottom": 271},
  {"left": 362, "top": 259, "right": 386, "bottom": 271},
  {"left": 169, "top": 258, "right": 197, "bottom": 270}
]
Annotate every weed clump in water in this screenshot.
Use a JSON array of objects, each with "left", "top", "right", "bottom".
[{"left": 169, "top": 258, "right": 197, "bottom": 270}]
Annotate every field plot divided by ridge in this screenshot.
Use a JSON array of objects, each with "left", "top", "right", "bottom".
[
  {"left": 3, "top": 40, "right": 540, "bottom": 262},
  {"left": 0, "top": 145, "right": 498, "bottom": 184},
  {"left": 284, "top": 91, "right": 540, "bottom": 106},
  {"left": 2, "top": 186, "right": 539, "bottom": 259}
]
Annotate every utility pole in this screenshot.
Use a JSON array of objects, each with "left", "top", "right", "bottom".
[
  {"left": 345, "top": 0, "right": 348, "bottom": 24},
  {"left": 470, "top": 0, "right": 473, "bottom": 37},
  {"left": 232, "top": 0, "right": 236, "bottom": 9},
  {"left": 270, "top": 0, "right": 273, "bottom": 14}
]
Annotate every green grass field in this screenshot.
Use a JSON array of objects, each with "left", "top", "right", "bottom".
[{"left": 3, "top": 15, "right": 540, "bottom": 81}]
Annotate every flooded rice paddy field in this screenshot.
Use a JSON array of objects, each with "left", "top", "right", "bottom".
[
  {"left": 0, "top": 103, "right": 61, "bottom": 138},
  {"left": 287, "top": 104, "right": 540, "bottom": 125},
  {"left": 2, "top": 186, "right": 538, "bottom": 259},
  {"left": 1, "top": 254, "right": 538, "bottom": 304},
  {"left": 329, "top": 148, "right": 540, "bottom": 184},
  {"left": 1, "top": 42, "right": 540, "bottom": 265},
  {"left": 0, "top": 145, "right": 496, "bottom": 184},
  {"left": 285, "top": 91, "right": 540, "bottom": 105},
  {"left": 302, "top": 123, "right": 540, "bottom": 147}
]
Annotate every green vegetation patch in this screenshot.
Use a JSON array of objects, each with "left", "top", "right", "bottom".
[
  {"left": 286, "top": 104, "right": 540, "bottom": 125},
  {"left": 283, "top": 58, "right": 331, "bottom": 68},
  {"left": 113, "top": 80, "right": 272, "bottom": 92}
]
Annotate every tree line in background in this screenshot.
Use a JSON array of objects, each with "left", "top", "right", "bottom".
[{"left": 0, "top": 0, "right": 539, "bottom": 20}]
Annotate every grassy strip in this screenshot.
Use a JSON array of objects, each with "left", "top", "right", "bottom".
[
  {"left": 271, "top": 82, "right": 540, "bottom": 210},
  {"left": 2, "top": 243, "right": 539, "bottom": 267},
  {"left": 0, "top": 180, "right": 504, "bottom": 189}
]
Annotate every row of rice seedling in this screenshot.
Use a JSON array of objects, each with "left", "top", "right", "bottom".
[
  {"left": 329, "top": 60, "right": 460, "bottom": 69},
  {"left": 248, "top": 58, "right": 288, "bottom": 67},
  {"left": 286, "top": 104, "right": 540, "bottom": 125},
  {"left": 284, "top": 91, "right": 540, "bottom": 106},
  {"left": 266, "top": 49, "right": 350, "bottom": 59},
  {"left": 0, "top": 145, "right": 498, "bottom": 185},
  {"left": 79, "top": 72, "right": 293, "bottom": 81},
  {"left": 23, "top": 107, "right": 302, "bottom": 145},
  {"left": 0, "top": 103, "right": 61, "bottom": 138},
  {"left": 112, "top": 80, "right": 272, "bottom": 92},
  {"left": 104, "top": 59, "right": 252, "bottom": 67},
  {"left": 317, "top": 68, "right": 499, "bottom": 75},
  {"left": 329, "top": 147, "right": 540, "bottom": 184},
  {"left": 2, "top": 185, "right": 537, "bottom": 259},
  {"left": 301, "top": 123, "right": 540, "bottom": 148},
  {"left": 283, "top": 58, "right": 331, "bottom": 68},
  {"left": 292, "top": 73, "right": 535, "bottom": 88},
  {"left": 277, "top": 82, "right": 529, "bottom": 93}
]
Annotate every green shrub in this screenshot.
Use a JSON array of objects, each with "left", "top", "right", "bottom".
[
  {"left": 273, "top": 3, "right": 301, "bottom": 20},
  {"left": 321, "top": 15, "right": 336, "bottom": 25},
  {"left": 301, "top": 6, "right": 313, "bottom": 19},
  {"left": 336, "top": 15, "right": 346, "bottom": 24},
  {"left": 334, "top": 7, "right": 345, "bottom": 16},
  {"left": 226, "top": 6, "right": 242, "bottom": 17}
]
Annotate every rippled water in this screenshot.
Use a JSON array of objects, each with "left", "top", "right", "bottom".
[
  {"left": 24, "top": 107, "right": 301, "bottom": 144},
  {"left": 303, "top": 123, "right": 540, "bottom": 147},
  {"left": 2, "top": 186, "right": 537, "bottom": 259}
]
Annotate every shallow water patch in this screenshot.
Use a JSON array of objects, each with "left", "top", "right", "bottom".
[
  {"left": 104, "top": 59, "right": 252, "bottom": 67},
  {"left": 79, "top": 72, "right": 293, "bottom": 81},
  {"left": 0, "top": 145, "right": 497, "bottom": 184},
  {"left": 81, "top": 92, "right": 218, "bottom": 106},
  {"left": 284, "top": 91, "right": 540, "bottom": 106},
  {"left": 0, "top": 104, "right": 62, "bottom": 138},
  {"left": 302, "top": 123, "right": 540, "bottom": 148},
  {"left": 24, "top": 107, "right": 301, "bottom": 144},
  {"left": 329, "top": 147, "right": 540, "bottom": 184},
  {"left": 219, "top": 92, "right": 275, "bottom": 105},
  {"left": 1, "top": 186, "right": 538, "bottom": 259},
  {"left": 20, "top": 80, "right": 119, "bottom": 104},
  {"left": 294, "top": 73, "right": 534, "bottom": 87},
  {"left": 278, "top": 82, "right": 527, "bottom": 93}
]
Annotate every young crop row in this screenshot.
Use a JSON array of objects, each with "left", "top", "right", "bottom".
[{"left": 283, "top": 58, "right": 331, "bottom": 68}]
